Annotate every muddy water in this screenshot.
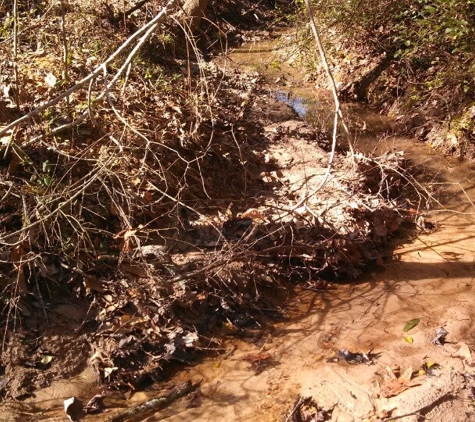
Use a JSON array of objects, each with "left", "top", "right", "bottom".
[
  {"left": 7, "top": 35, "right": 475, "bottom": 422},
  {"left": 155, "top": 37, "right": 475, "bottom": 421},
  {"left": 154, "top": 148, "right": 475, "bottom": 422}
]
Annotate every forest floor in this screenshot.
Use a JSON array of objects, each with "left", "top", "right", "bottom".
[{"left": 1, "top": 2, "right": 475, "bottom": 421}]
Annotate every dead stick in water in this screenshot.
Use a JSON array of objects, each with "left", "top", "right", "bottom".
[
  {"left": 108, "top": 380, "right": 198, "bottom": 422},
  {"left": 303, "top": 0, "right": 356, "bottom": 160}
]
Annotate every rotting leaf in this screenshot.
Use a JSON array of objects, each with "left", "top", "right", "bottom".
[
  {"left": 120, "top": 262, "right": 148, "bottom": 278},
  {"left": 400, "top": 365, "right": 414, "bottom": 382},
  {"left": 403, "top": 335, "right": 414, "bottom": 344},
  {"left": 403, "top": 318, "right": 420, "bottom": 332},
  {"left": 40, "top": 355, "right": 53, "bottom": 365},
  {"left": 244, "top": 352, "right": 271, "bottom": 363},
  {"left": 378, "top": 365, "right": 422, "bottom": 398},
  {"left": 451, "top": 342, "right": 473, "bottom": 361},
  {"left": 186, "top": 389, "right": 203, "bottom": 409},
  {"left": 83, "top": 393, "right": 106, "bottom": 414},
  {"left": 284, "top": 396, "right": 330, "bottom": 422},
  {"left": 114, "top": 228, "right": 137, "bottom": 253},
  {"left": 243, "top": 352, "right": 276, "bottom": 375},
  {"left": 83, "top": 277, "right": 106, "bottom": 293}
]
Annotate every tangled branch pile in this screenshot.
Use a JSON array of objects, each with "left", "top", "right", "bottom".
[{"left": 0, "top": 0, "right": 427, "bottom": 396}]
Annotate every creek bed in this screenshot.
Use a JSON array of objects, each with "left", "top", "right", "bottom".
[{"left": 5, "top": 32, "right": 475, "bottom": 422}]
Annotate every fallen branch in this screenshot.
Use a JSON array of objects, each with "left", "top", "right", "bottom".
[{"left": 108, "top": 380, "right": 198, "bottom": 422}]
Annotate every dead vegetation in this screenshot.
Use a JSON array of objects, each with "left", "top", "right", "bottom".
[{"left": 0, "top": 0, "right": 430, "bottom": 399}]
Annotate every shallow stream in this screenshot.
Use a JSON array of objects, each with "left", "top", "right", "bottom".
[
  {"left": 6, "top": 31, "right": 475, "bottom": 422},
  {"left": 154, "top": 31, "right": 475, "bottom": 422}
]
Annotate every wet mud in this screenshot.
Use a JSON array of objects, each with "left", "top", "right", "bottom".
[{"left": 4, "top": 30, "right": 475, "bottom": 422}]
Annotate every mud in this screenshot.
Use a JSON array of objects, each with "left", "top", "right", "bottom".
[
  {"left": 147, "top": 138, "right": 475, "bottom": 422},
  {"left": 151, "top": 35, "right": 475, "bottom": 422},
  {"left": 3, "top": 29, "right": 475, "bottom": 422}
]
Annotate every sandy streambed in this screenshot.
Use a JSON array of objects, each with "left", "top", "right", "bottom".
[
  {"left": 151, "top": 140, "right": 475, "bottom": 422},
  {"left": 152, "top": 36, "right": 475, "bottom": 422},
  {"left": 4, "top": 31, "right": 475, "bottom": 422}
]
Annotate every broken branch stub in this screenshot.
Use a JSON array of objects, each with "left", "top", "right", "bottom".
[{"left": 181, "top": 0, "right": 209, "bottom": 31}]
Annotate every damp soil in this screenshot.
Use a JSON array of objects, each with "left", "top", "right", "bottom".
[
  {"left": 155, "top": 144, "right": 475, "bottom": 422},
  {"left": 150, "top": 34, "right": 475, "bottom": 422},
  {"left": 3, "top": 31, "right": 475, "bottom": 422}
]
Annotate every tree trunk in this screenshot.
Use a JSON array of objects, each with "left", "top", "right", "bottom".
[{"left": 182, "top": 0, "right": 209, "bottom": 31}]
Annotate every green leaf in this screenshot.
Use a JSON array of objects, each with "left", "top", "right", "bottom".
[
  {"left": 403, "top": 318, "right": 420, "bottom": 332},
  {"left": 403, "top": 335, "right": 414, "bottom": 344}
]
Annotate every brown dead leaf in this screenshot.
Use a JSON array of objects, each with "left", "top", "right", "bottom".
[
  {"left": 400, "top": 365, "right": 414, "bottom": 381},
  {"left": 140, "top": 190, "right": 154, "bottom": 203},
  {"left": 239, "top": 208, "right": 265, "bottom": 221},
  {"left": 187, "top": 389, "right": 203, "bottom": 408},
  {"left": 387, "top": 215, "right": 401, "bottom": 233},
  {"left": 451, "top": 342, "right": 473, "bottom": 361},
  {"left": 384, "top": 364, "right": 400, "bottom": 380},
  {"left": 378, "top": 365, "right": 423, "bottom": 398},
  {"left": 84, "top": 277, "right": 106, "bottom": 293},
  {"left": 120, "top": 263, "right": 148, "bottom": 278},
  {"left": 244, "top": 352, "right": 271, "bottom": 363},
  {"left": 379, "top": 377, "right": 424, "bottom": 398},
  {"left": 166, "top": 102, "right": 182, "bottom": 114},
  {"left": 120, "top": 314, "right": 132, "bottom": 324},
  {"left": 10, "top": 243, "right": 27, "bottom": 263},
  {"left": 114, "top": 228, "right": 137, "bottom": 253}
]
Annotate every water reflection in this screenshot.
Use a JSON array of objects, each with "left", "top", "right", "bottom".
[{"left": 273, "top": 90, "right": 310, "bottom": 118}]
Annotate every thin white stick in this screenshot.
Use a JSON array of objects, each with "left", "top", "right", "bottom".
[
  {"left": 304, "top": 0, "right": 355, "bottom": 157},
  {"left": 13, "top": 0, "right": 20, "bottom": 108}
]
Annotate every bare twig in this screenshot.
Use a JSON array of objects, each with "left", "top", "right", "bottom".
[
  {"left": 0, "top": 155, "right": 113, "bottom": 245},
  {"left": 108, "top": 380, "right": 198, "bottom": 422},
  {"left": 12, "top": 0, "right": 20, "bottom": 109},
  {"left": 304, "top": 0, "right": 355, "bottom": 158},
  {"left": 60, "top": 0, "right": 70, "bottom": 120},
  {"left": 276, "top": 1, "right": 358, "bottom": 215},
  {"left": 284, "top": 396, "right": 310, "bottom": 422},
  {"left": 0, "top": 0, "right": 180, "bottom": 139}
]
